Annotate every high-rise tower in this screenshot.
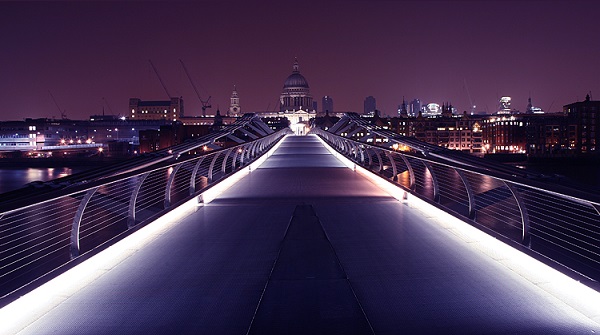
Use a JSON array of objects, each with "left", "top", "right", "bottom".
[
  {"left": 322, "top": 96, "right": 334, "bottom": 114},
  {"left": 409, "top": 99, "right": 421, "bottom": 117},
  {"left": 364, "top": 96, "right": 376, "bottom": 115}
]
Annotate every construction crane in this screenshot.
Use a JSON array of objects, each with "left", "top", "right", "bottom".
[
  {"left": 463, "top": 78, "right": 476, "bottom": 115},
  {"left": 49, "top": 90, "right": 67, "bottom": 119},
  {"left": 179, "top": 59, "right": 212, "bottom": 116},
  {"left": 148, "top": 59, "right": 172, "bottom": 99},
  {"left": 102, "top": 97, "right": 115, "bottom": 115}
]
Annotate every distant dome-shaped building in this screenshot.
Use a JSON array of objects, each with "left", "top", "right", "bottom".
[{"left": 280, "top": 59, "right": 313, "bottom": 112}]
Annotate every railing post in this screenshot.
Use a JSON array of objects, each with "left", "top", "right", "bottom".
[
  {"left": 240, "top": 144, "right": 249, "bottom": 165},
  {"left": 343, "top": 141, "right": 351, "bottom": 156},
  {"left": 338, "top": 140, "right": 346, "bottom": 155},
  {"left": 422, "top": 161, "right": 440, "bottom": 203},
  {"left": 232, "top": 148, "right": 240, "bottom": 171},
  {"left": 221, "top": 148, "right": 234, "bottom": 174},
  {"left": 70, "top": 187, "right": 99, "bottom": 259},
  {"left": 386, "top": 151, "right": 398, "bottom": 181},
  {"left": 349, "top": 141, "right": 355, "bottom": 160},
  {"left": 128, "top": 172, "right": 150, "bottom": 228},
  {"left": 592, "top": 203, "right": 600, "bottom": 216},
  {"left": 190, "top": 156, "right": 206, "bottom": 195},
  {"left": 399, "top": 154, "right": 416, "bottom": 191},
  {"left": 245, "top": 142, "right": 252, "bottom": 161},
  {"left": 208, "top": 151, "right": 222, "bottom": 183},
  {"left": 349, "top": 142, "right": 358, "bottom": 160},
  {"left": 259, "top": 140, "right": 265, "bottom": 154},
  {"left": 358, "top": 145, "right": 365, "bottom": 164},
  {"left": 504, "top": 182, "right": 531, "bottom": 246},
  {"left": 365, "top": 147, "right": 373, "bottom": 167},
  {"left": 456, "top": 169, "right": 476, "bottom": 220},
  {"left": 250, "top": 141, "right": 259, "bottom": 158},
  {"left": 374, "top": 150, "right": 383, "bottom": 173},
  {"left": 165, "top": 163, "right": 183, "bottom": 209},
  {"left": 335, "top": 138, "right": 343, "bottom": 152}
]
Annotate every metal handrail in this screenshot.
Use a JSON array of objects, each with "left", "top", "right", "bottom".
[
  {"left": 311, "top": 127, "right": 600, "bottom": 285},
  {"left": 0, "top": 127, "right": 290, "bottom": 303},
  {"left": 0, "top": 113, "right": 275, "bottom": 208}
]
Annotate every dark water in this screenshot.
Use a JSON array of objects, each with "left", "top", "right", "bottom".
[
  {"left": 513, "top": 162, "right": 600, "bottom": 193},
  {"left": 0, "top": 167, "right": 89, "bottom": 194},
  {"left": 0, "top": 160, "right": 597, "bottom": 195}
]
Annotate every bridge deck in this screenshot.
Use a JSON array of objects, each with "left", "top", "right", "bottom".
[{"left": 8, "top": 135, "right": 600, "bottom": 334}]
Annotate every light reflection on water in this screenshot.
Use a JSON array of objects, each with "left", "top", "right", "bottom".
[{"left": 0, "top": 167, "right": 83, "bottom": 194}]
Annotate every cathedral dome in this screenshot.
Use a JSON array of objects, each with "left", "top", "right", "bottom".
[
  {"left": 280, "top": 59, "right": 313, "bottom": 112},
  {"left": 283, "top": 60, "right": 309, "bottom": 89},
  {"left": 284, "top": 72, "right": 309, "bottom": 88}
]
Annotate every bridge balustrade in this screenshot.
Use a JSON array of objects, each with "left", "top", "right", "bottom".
[
  {"left": 0, "top": 129, "right": 289, "bottom": 302},
  {"left": 312, "top": 127, "right": 600, "bottom": 284}
]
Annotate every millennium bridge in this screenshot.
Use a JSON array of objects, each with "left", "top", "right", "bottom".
[{"left": 0, "top": 114, "right": 599, "bottom": 334}]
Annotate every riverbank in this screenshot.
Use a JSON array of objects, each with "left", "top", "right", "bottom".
[{"left": 0, "top": 156, "right": 131, "bottom": 168}]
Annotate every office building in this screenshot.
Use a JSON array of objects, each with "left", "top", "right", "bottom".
[
  {"left": 364, "top": 96, "right": 376, "bottom": 115},
  {"left": 322, "top": 96, "right": 334, "bottom": 115}
]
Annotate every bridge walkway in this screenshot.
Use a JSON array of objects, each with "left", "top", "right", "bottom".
[{"left": 7, "top": 135, "right": 600, "bottom": 334}]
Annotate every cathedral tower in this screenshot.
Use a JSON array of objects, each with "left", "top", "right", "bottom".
[{"left": 229, "top": 86, "right": 240, "bottom": 116}]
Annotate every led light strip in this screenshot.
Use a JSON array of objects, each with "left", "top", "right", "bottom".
[
  {"left": 0, "top": 134, "right": 290, "bottom": 334},
  {"left": 0, "top": 194, "right": 200, "bottom": 334},
  {"left": 201, "top": 134, "right": 288, "bottom": 203},
  {"left": 315, "top": 134, "right": 600, "bottom": 325}
]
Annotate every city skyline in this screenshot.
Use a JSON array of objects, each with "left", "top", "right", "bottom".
[{"left": 1, "top": 1, "right": 599, "bottom": 120}]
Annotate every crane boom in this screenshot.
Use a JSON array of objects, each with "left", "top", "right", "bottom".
[
  {"left": 48, "top": 90, "right": 62, "bottom": 114},
  {"left": 102, "top": 97, "right": 114, "bottom": 114},
  {"left": 48, "top": 90, "right": 66, "bottom": 119},
  {"left": 148, "top": 59, "right": 172, "bottom": 99},
  {"left": 179, "top": 59, "right": 211, "bottom": 116},
  {"left": 463, "top": 78, "right": 475, "bottom": 114}
]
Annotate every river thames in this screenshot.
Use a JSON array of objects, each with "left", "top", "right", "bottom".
[
  {"left": 0, "top": 161, "right": 597, "bottom": 195},
  {"left": 0, "top": 167, "right": 90, "bottom": 194}
]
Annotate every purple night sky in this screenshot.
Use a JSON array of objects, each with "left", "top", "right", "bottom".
[{"left": 1, "top": 1, "right": 599, "bottom": 120}]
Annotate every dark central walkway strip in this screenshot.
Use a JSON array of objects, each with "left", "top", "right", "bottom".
[{"left": 248, "top": 204, "right": 373, "bottom": 335}]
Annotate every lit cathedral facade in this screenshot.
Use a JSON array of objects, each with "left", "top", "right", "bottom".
[
  {"left": 278, "top": 59, "right": 316, "bottom": 135},
  {"left": 280, "top": 59, "right": 313, "bottom": 112}
]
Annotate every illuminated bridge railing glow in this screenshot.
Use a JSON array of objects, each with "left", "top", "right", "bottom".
[
  {"left": 0, "top": 124, "right": 289, "bottom": 304},
  {"left": 312, "top": 123, "right": 600, "bottom": 286}
]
